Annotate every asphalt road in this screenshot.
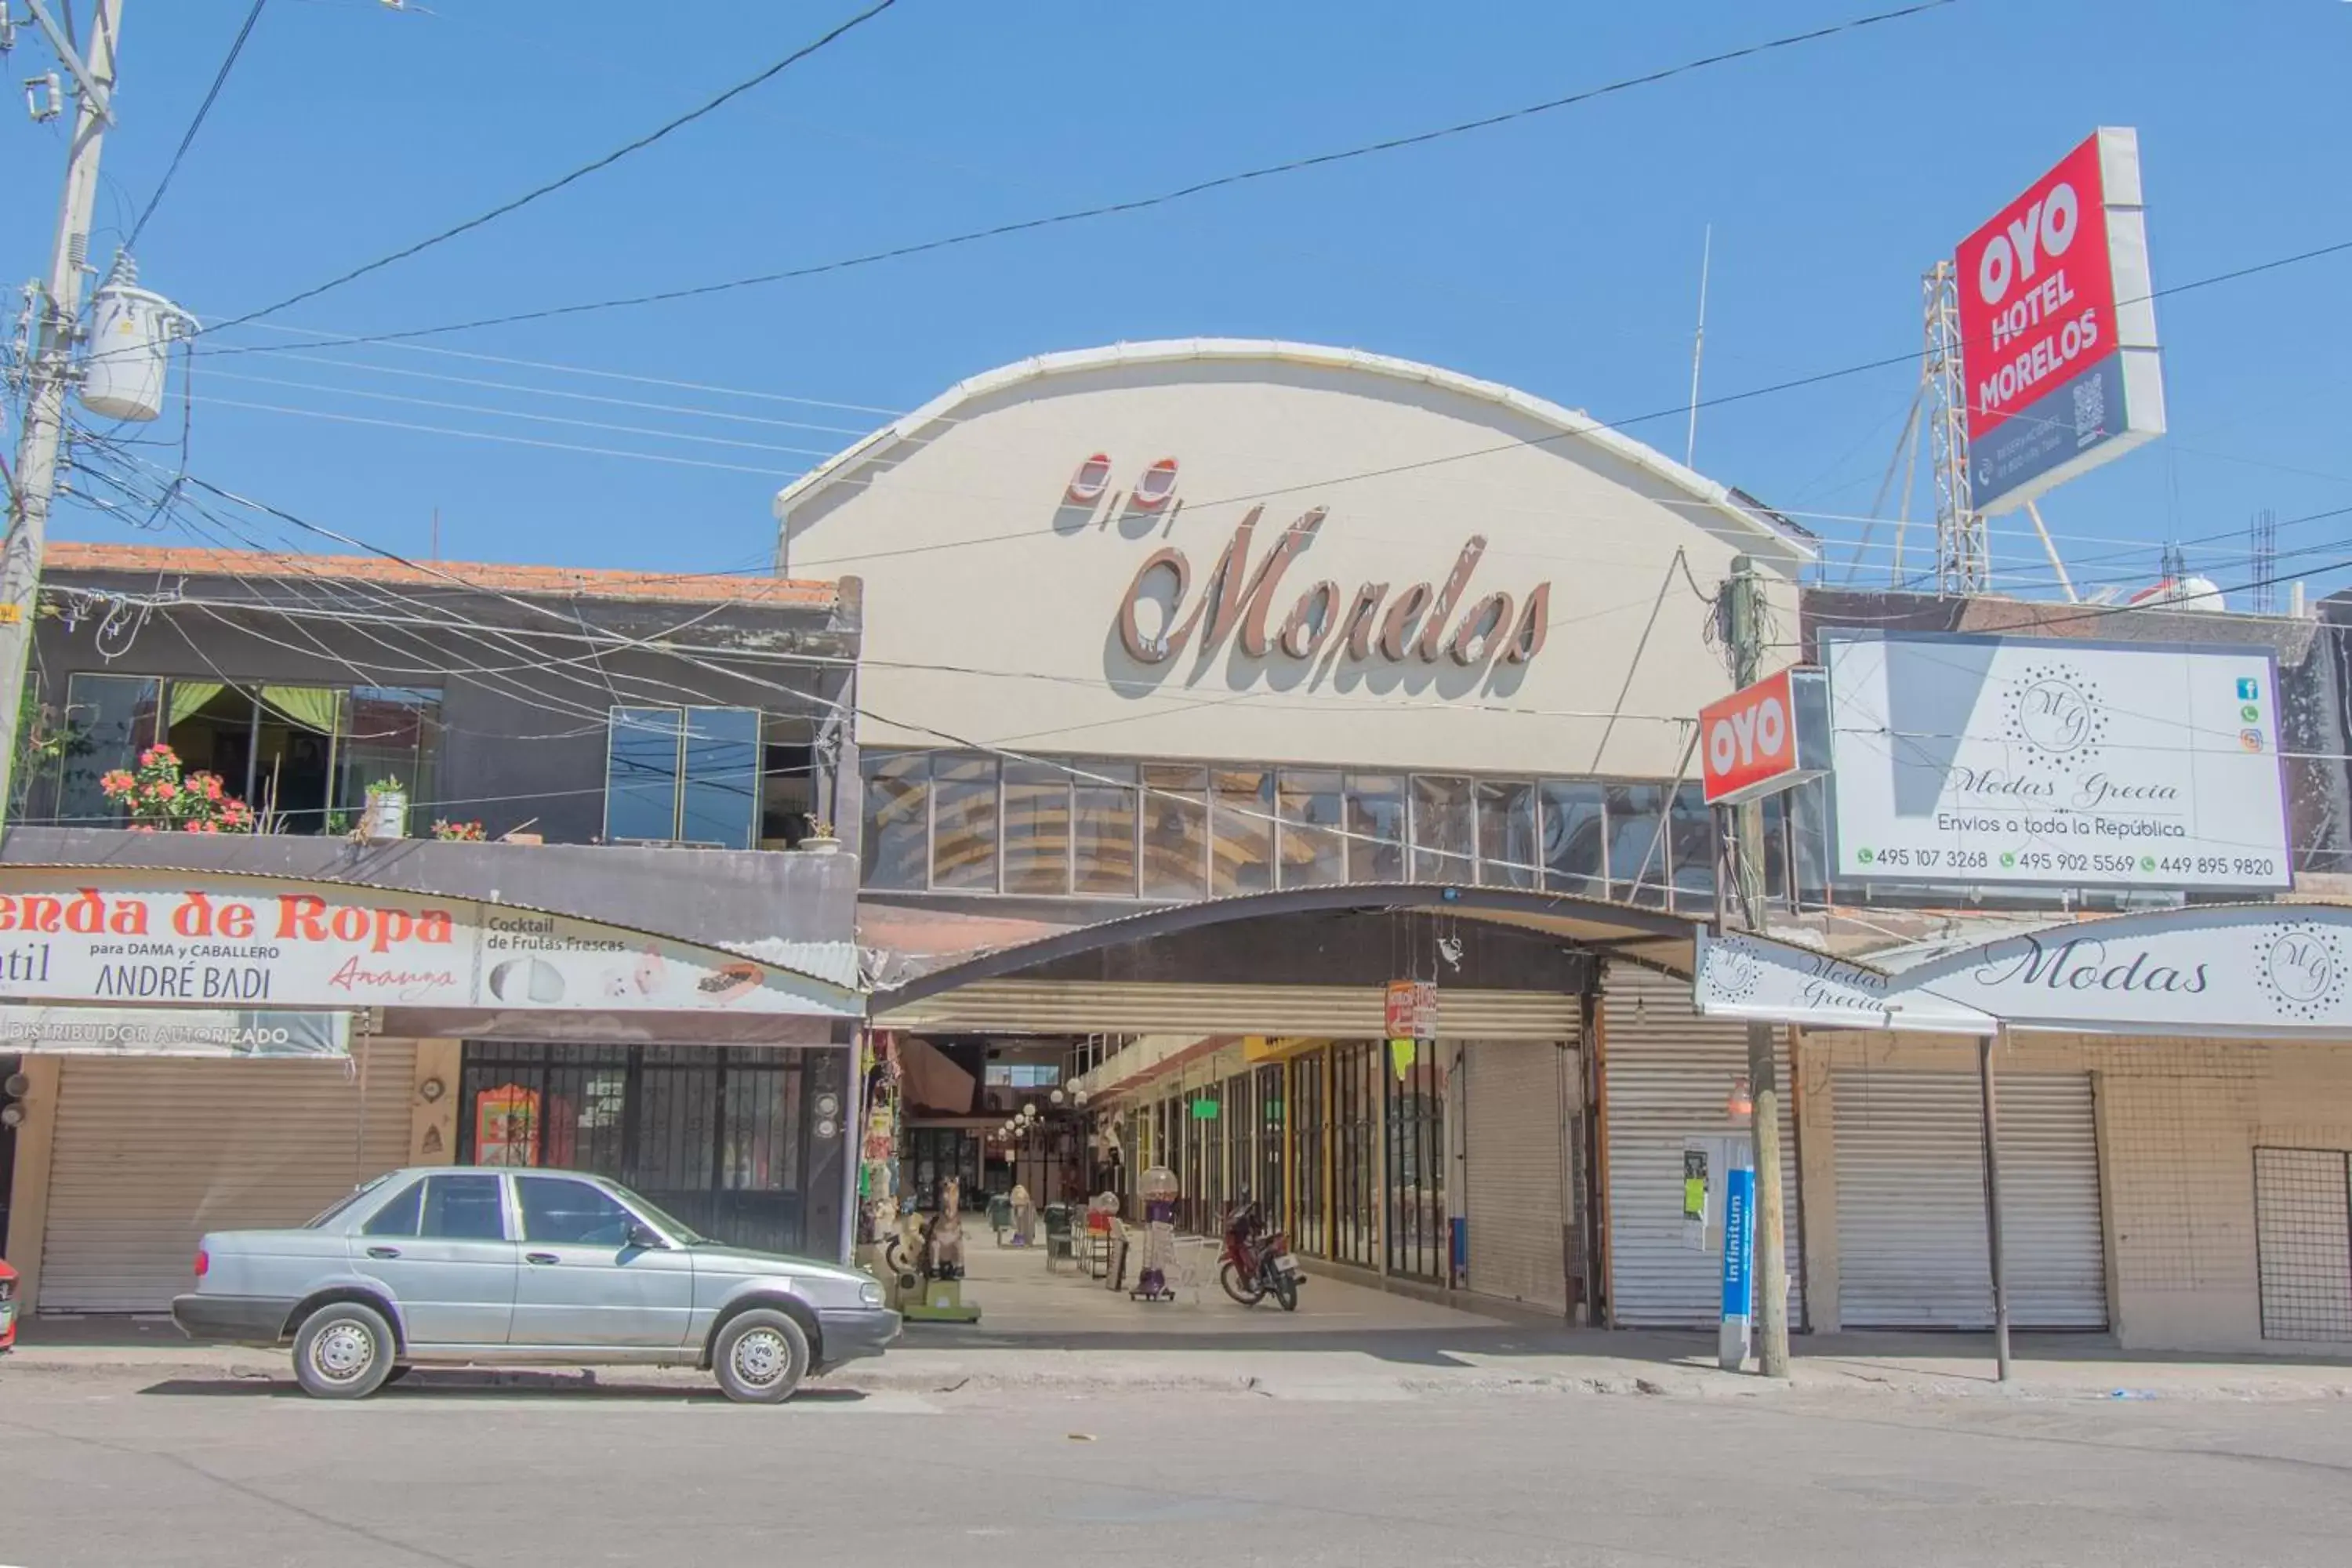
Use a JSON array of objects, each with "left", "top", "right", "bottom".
[{"left": 4, "top": 1365, "right": 2350, "bottom": 1567}]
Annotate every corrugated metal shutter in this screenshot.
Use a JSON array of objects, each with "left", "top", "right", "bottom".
[
  {"left": 1464, "top": 1039, "right": 1576, "bottom": 1312},
  {"left": 38, "top": 1041, "right": 416, "bottom": 1315},
  {"left": 880, "top": 980, "right": 1575, "bottom": 1040},
  {"left": 1834, "top": 1069, "right": 2106, "bottom": 1330},
  {"left": 1601, "top": 965, "right": 1802, "bottom": 1329}
]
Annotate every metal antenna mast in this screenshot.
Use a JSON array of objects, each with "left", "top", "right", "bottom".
[
  {"left": 2250, "top": 508, "right": 2278, "bottom": 615},
  {"left": 1922, "top": 261, "right": 1985, "bottom": 596}
]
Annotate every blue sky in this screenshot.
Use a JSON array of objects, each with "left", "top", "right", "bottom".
[{"left": 16, "top": 0, "right": 2350, "bottom": 602}]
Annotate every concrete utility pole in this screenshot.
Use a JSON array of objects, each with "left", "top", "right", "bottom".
[
  {"left": 1, "top": 0, "right": 125, "bottom": 828},
  {"left": 1725, "top": 555, "right": 1791, "bottom": 1378}
]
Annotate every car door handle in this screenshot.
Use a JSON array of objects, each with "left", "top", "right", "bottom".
[
  {"left": 525, "top": 1252, "right": 560, "bottom": 1265},
  {"left": 366, "top": 1246, "right": 401, "bottom": 1259}
]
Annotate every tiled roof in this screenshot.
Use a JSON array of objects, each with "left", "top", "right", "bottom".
[{"left": 43, "top": 542, "right": 834, "bottom": 608}]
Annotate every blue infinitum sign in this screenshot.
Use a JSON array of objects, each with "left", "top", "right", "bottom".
[{"left": 1720, "top": 1166, "right": 1755, "bottom": 1322}]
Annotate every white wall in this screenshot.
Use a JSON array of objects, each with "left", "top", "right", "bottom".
[{"left": 782, "top": 347, "right": 1805, "bottom": 779}]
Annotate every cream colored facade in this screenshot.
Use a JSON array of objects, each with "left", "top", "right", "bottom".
[
  {"left": 775, "top": 340, "right": 1809, "bottom": 778},
  {"left": 1796, "top": 1028, "right": 2352, "bottom": 1353}
]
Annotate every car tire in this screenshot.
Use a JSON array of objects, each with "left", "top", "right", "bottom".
[
  {"left": 292, "top": 1301, "right": 396, "bottom": 1400},
  {"left": 711, "top": 1308, "right": 810, "bottom": 1405}
]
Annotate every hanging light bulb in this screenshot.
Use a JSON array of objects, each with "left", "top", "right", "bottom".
[{"left": 1050, "top": 1087, "right": 1067, "bottom": 1106}]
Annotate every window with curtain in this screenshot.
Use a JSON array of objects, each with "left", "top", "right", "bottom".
[
  {"left": 1276, "top": 770, "right": 1347, "bottom": 887},
  {"left": 1410, "top": 775, "right": 1475, "bottom": 882},
  {"left": 1345, "top": 774, "right": 1407, "bottom": 882},
  {"left": 862, "top": 753, "right": 929, "bottom": 890},
  {"left": 1141, "top": 764, "right": 1208, "bottom": 899},
  {"left": 1539, "top": 779, "right": 1607, "bottom": 897},
  {"left": 1072, "top": 760, "right": 1139, "bottom": 896},
  {"left": 1210, "top": 768, "right": 1275, "bottom": 895},
  {"left": 931, "top": 754, "right": 1000, "bottom": 890}
]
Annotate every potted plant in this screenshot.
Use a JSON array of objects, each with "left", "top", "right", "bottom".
[
  {"left": 361, "top": 776, "right": 409, "bottom": 840},
  {"left": 797, "top": 818, "right": 840, "bottom": 854},
  {"left": 98, "top": 745, "right": 255, "bottom": 834},
  {"left": 431, "top": 818, "right": 486, "bottom": 842}
]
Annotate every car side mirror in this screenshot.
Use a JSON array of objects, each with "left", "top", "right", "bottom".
[{"left": 627, "top": 1223, "right": 666, "bottom": 1250}]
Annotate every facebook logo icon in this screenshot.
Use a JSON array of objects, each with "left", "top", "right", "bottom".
[{"left": 2238, "top": 678, "right": 2260, "bottom": 701}]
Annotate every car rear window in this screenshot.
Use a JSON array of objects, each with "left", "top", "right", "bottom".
[{"left": 305, "top": 1172, "right": 393, "bottom": 1229}]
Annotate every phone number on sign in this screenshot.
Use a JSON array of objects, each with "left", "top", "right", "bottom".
[{"left": 1852, "top": 847, "right": 2277, "bottom": 879}]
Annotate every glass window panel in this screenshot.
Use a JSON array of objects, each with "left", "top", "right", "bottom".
[
  {"left": 419, "top": 1174, "right": 507, "bottom": 1240},
  {"left": 1539, "top": 780, "right": 1607, "bottom": 896},
  {"left": 1475, "top": 779, "right": 1538, "bottom": 888},
  {"left": 1211, "top": 768, "right": 1276, "bottom": 895},
  {"left": 1002, "top": 760, "right": 1073, "bottom": 894},
  {"left": 1277, "top": 770, "right": 1347, "bottom": 887},
  {"left": 604, "top": 706, "right": 682, "bottom": 841},
  {"left": 1073, "top": 759, "right": 1138, "bottom": 896},
  {"left": 1670, "top": 782, "right": 1717, "bottom": 909},
  {"left": 860, "top": 753, "right": 929, "bottom": 890},
  {"left": 360, "top": 1179, "right": 424, "bottom": 1238},
  {"left": 337, "top": 687, "right": 442, "bottom": 830},
  {"left": 1410, "top": 775, "right": 1475, "bottom": 882},
  {"left": 58, "top": 673, "right": 159, "bottom": 825},
  {"left": 1791, "top": 777, "right": 1831, "bottom": 906},
  {"left": 1141, "top": 765, "right": 1209, "bottom": 899},
  {"left": 679, "top": 707, "right": 761, "bottom": 848},
  {"left": 1762, "top": 793, "right": 1791, "bottom": 910},
  {"left": 1606, "top": 783, "right": 1668, "bottom": 907},
  {"left": 517, "top": 1176, "right": 638, "bottom": 1245},
  {"left": 931, "top": 755, "right": 1000, "bottom": 891},
  {"left": 1345, "top": 774, "right": 1407, "bottom": 883}
]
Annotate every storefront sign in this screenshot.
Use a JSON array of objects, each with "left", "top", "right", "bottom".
[
  {"left": 1824, "top": 632, "right": 2288, "bottom": 891},
  {"left": 0, "top": 1005, "right": 350, "bottom": 1058},
  {"left": 1114, "top": 505, "right": 1552, "bottom": 671},
  {"left": 0, "top": 869, "right": 861, "bottom": 1017},
  {"left": 1957, "top": 128, "right": 2165, "bottom": 513},
  {"left": 1700, "top": 906, "right": 2352, "bottom": 1038},
  {"left": 1699, "top": 667, "right": 1831, "bottom": 805},
  {"left": 1694, "top": 928, "right": 1997, "bottom": 1034},
  {"left": 1384, "top": 978, "right": 1438, "bottom": 1040}
]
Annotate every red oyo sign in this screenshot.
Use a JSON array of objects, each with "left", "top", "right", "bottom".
[
  {"left": 1955, "top": 132, "right": 2118, "bottom": 445},
  {"left": 1700, "top": 669, "right": 1828, "bottom": 806}
]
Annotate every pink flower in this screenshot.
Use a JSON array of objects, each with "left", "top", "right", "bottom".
[
  {"left": 100, "top": 769, "right": 135, "bottom": 797},
  {"left": 154, "top": 780, "right": 179, "bottom": 800}
]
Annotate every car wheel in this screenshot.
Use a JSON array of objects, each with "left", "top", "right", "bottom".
[
  {"left": 292, "top": 1301, "right": 396, "bottom": 1399},
  {"left": 711, "top": 1308, "right": 810, "bottom": 1405}
]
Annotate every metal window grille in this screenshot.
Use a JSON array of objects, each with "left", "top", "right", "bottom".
[{"left": 2253, "top": 1147, "right": 2352, "bottom": 1343}]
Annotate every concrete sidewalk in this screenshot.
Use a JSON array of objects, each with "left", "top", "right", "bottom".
[{"left": 10, "top": 1239, "right": 2350, "bottom": 1404}]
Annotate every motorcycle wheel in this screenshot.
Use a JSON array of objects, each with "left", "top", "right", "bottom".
[
  {"left": 883, "top": 1237, "right": 911, "bottom": 1276},
  {"left": 1272, "top": 1274, "right": 1299, "bottom": 1312},
  {"left": 1219, "top": 1260, "right": 1265, "bottom": 1306}
]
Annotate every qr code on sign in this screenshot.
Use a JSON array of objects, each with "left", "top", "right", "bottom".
[{"left": 2073, "top": 372, "right": 2106, "bottom": 446}]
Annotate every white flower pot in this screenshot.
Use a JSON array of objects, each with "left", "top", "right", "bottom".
[
  {"left": 364, "top": 792, "right": 409, "bottom": 840},
  {"left": 797, "top": 836, "right": 841, "bottom": 855}
]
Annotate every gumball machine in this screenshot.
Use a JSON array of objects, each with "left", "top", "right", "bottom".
[{"left": 1130, "top": 1165, "right": 1178, "bottom": 1302}]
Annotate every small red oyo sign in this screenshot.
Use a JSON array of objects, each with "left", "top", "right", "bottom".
[{"left": 1700, "top": 669, "right": 1826, "bottom": 806}]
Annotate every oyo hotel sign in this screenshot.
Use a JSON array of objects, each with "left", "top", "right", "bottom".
[
  {"left": 1955, "top": 127, "right": 2165, "bottom": 513},
  {"left": 1106, "top": 466, "right": 1551, "bottom": 671},
  {"left": 0, "top": 869, "right": 860, "bottom": 1017},
  {"left": 1698, "top": 667, "right": 1830, "bottom": 806}
]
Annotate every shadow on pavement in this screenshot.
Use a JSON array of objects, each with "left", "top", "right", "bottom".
[{"left": 134, "top": 1370, "right": 870, "bottom": 1403}]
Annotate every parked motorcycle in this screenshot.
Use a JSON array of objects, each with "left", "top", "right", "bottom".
[{"left": 1218, "top": 1196, "right": 1301, "bottom": 1312}]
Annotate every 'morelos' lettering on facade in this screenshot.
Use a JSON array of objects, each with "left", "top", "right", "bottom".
[{"left": 1114, "top": 505, "right": 1550, "bottom": 670}]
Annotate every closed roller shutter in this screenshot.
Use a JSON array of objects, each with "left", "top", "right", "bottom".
[
  {"left": 38, "top": 1041, "right": 416, "bottom": 1315},
  {"left": 1835, "top": 1069, "right": 2106, "bottom": 1330},
  {"left": 1601, "top": 965, "right": 1802, "bottom": 1329},
  {"left": 1464, "top": 1039, "right": 1577, "bottom": 1313},
  {"left": 880, "top": 981, "right": 1577, "bottom": 1040}
]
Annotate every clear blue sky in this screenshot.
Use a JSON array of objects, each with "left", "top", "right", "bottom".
[{"left": 15, "top": 0, "right": 2350, "bottom": 602}]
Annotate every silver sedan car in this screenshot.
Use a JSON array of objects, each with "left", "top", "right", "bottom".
[{"left": 172, "top": 1166, "right": 898, "bottom": 1403}]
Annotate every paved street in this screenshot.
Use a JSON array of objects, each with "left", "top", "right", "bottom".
[{"left": 5, "top": 1356, "right": 2351, "bottom": 1568}]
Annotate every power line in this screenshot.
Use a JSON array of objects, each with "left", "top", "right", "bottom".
[
  {"left": 205, "top": 0, "right": 902, "bottom": 332},
  {"left": 201, "top": 1, "right": 1961, "bottom": 351},
  {"left": 126, "top": 0, "right": 271, "bottom": 250}
]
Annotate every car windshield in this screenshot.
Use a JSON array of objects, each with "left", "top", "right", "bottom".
[
  {"left": 303, "top": 1172, "right": 394, "bottom": 1229},
  {"left": 604, "top": 1182, "right": 710, "bottom": 1245}
]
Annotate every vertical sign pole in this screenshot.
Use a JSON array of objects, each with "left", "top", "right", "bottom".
[
  {"left": 1717, "top": 1134, "right": 1754, "bottom": 1371},
  {"left": 1980, "top": 1028, "right": 2013, "bottom": 1384}
]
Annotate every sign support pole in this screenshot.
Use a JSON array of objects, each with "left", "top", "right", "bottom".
[
  {"left": 1979, "top": 1027, "right": 2013, "bottom": 1384},
  {"left": 1725, "top": 556, "right": 1791, "bottom": 1377}
]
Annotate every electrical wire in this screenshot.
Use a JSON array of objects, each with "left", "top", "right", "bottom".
[
  {"left": 201, "top": 2, "right": 1962, "bottom": 350},
  {"left": 206, "top": 0, "right": 903, "bottom": 332},
  {"left": 125, "top": 0, "right": 271, "bottom": 250}
]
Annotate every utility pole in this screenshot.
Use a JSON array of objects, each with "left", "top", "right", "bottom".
[
  {"left": 2, "top": 0, "right": 124, "bottom": 827},
  {"left": 1725, "top": 554, "right": 1791, "bottom": 1378}
]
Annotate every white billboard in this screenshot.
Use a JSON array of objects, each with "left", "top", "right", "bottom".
[{"left": 1824, "top": 631, "right": 2289, "bottom": 891}]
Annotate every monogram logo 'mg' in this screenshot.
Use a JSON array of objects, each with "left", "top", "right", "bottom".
[
  {"left": 2005, "top": 660, "right": 2107, "bottom": 773},
  {"left": 1708, "top": 942, "right": 1762, "bottom": 1004},
  {"left": 2255, "top": 923, "right": 2347, "bottom": 1022}
]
